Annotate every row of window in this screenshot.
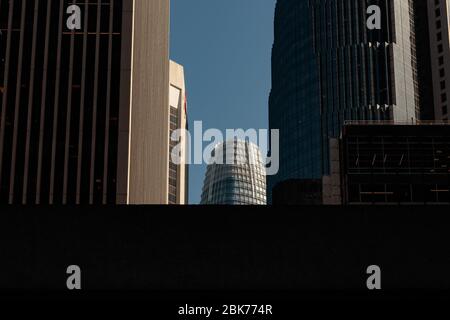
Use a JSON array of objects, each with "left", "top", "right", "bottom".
[
  {"left": 168, "top": 106, "right": 179, "bottom": 204},
  {"left": 433, "top": 0, "right": 449, "bottom": 118}
]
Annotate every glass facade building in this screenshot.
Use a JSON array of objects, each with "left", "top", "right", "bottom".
[
  {"left": 268, "top": 0, "right": 420, "bottom": 202},
  {"left": 201, "top": 140, "right": 266, "bottom": 205}
]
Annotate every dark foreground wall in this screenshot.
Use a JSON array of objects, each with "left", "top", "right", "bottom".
[{"left": 1, "top": 206, "right": 450, "bottom": 291}]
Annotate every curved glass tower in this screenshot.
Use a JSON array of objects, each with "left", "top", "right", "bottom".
[
  {"left": 268, "top": 0, "right": 419, "bottom": 202},
  {"left": 201, "top": 140, "right": 266, "bottom": 205}
]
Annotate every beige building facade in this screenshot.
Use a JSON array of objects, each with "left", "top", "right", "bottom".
[
  {"left": 119, "top": 1, "right": 188, "bottom": 204},
  {"left": 117, "top": 0, "right": 172, "bottom": 204},
  {"left": 168, "top": 61, "right": 189, "bottom": 205}
]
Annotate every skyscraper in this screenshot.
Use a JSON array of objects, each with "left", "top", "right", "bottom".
[
  {"left": 0, "top": 0, "right": 178, "bottom": 204},
  {"left": 201, "top": 140, "right": 266, "bottom": 205},
  {"left": 414, "top": 0, "right": 450, "bottom": 121},
  {"left": 169, "top": 60, "right": 189, "bottom": 205},
  {"left": 268, "top": 0, "right": 419, "bottom": 203}
]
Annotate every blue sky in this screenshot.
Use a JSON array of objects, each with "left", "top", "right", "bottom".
[{"left": 170, "top": 0, "right": 276, "bottom": 204}]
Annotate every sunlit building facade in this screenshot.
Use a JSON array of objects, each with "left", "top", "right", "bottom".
[{"left": 168, "top": 60, "right": 189, "bottom": 205}]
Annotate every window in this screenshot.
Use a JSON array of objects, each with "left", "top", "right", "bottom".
[
  {"left": 436, "top": 8, "right": 441, "bottom": 17},
  {"left": 168, "top": 86, "right": 181, "bottom": 204}
]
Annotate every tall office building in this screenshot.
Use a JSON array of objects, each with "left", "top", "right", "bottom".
[
  {"left": 0, "top": 0, "right": 181, "bottom": 204},
  {"left": 268, "top": 0, "right": 419, "bottom": 203},
  {"left": 169, "top": 60, "right": 189, "bottom": 205},
  {"left": 414, "top": 0, "right": 450, "bottom": 121},
  {"left": 201, "top": 140, "right": 266, "bottom": 205}
]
